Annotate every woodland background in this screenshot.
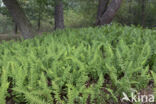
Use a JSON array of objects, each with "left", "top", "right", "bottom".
[{"left": 0, "top": 0, "right": 156, "bottom": 36}]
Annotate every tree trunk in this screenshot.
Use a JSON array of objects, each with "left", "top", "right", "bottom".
[
  {"left": 96, "top": 0, "right": 109, "bottom": 25},
  {"left": 2, "top": 0, "right": 34, "bottom": 39},
  {"left": 128, "top": 0, "right": 133, "bottom": 24},
  {"left": 14, "top": 24, "right": 18, "bottom": 34},
  {"left": 141, "top": 0, "right": 145, "bottom": 27},
  {"left": 37, "top": 3, "right": 42, "bottom": 32},
  {"left": 96, "top": 0, "right": 122, "bottom": 26},
  {"left": 37, "top": 9, "right": 41, "bottom": 32},
  {"left": 54, "top": 0, "right": 64, "bottom": 29}
]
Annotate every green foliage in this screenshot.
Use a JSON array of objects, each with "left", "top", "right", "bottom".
[
  {"left": 0, "top": 14, "right": 13, "bottom": 33},
  {"left": 64, "top": 10, "right": 89, "bottom": 28},
  {"left": 0, "top": 69, "right": 9, "bottom": 104},
  {"left": 0, "top": 24, "right": 156, "bottom": 103},
  {"left": 115, "top": 0, "right": 156, "bottom": 27}
]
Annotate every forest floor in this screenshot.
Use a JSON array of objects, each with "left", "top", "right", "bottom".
[
  {"left": 0, "top": 34, "right": 20, "bottom": 41},
  {"left": 0, "top": 34, "right": 21, "bottom": 41},
  {"left": 0, "top": 32, "right": 45, "bottom": 41}
]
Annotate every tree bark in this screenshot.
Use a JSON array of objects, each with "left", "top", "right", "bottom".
[
  {"left": 37, "top": 9, "right": 41, "bottom": 32},
  {"left": 2, "top": 0, "right": 34, "bottom": 39},
  {"left": 96, "top": 0, "right": 122, "bottom": 26},
  {"left": 96, "top": 0, "right": 109, "bottom": 25},
  {"left": 37, "top": 2, "right": 42, "bottom": 32},
  {"left": 14, "top": 24, "right": 18, "bottom": 34},
  {"left": 128, "top": 0, "right": 133, "bottom": 24},
  {"left": 54, "top": 0, "right": 64, "bottom": 29},
  {"left": 141, "top": 0, "right": 145, "bottom": 27}
]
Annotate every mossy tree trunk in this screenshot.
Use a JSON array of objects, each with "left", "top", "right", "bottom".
[{"left": 3, "top": 0, "right": 34, "bottom": 39}]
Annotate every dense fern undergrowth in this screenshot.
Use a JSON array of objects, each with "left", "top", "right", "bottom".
[{"left": 0, "top": 24, "right": 156, "bottom": 104}]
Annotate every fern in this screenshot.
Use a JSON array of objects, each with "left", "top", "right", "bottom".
[
  {"left": 0, "top": 24, "right": 155, "bottom": 103},
  {"left": 0, "top": 69, "right": 9, "bottom": 104}
]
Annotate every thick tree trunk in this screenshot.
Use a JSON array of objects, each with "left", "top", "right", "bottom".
[
  {"left": 96, "top": 0, "right": 122, "bottom": 26},
  {"left": 3, "top": 0, "right": 34, "bottom": 39},
  {"left": 54, "top": 0, "right": 64, "bottom": 29}
]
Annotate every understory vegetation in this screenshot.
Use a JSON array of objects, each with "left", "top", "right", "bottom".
[{"left": 0, "top": 24, "right": 156, "bottom": 104}]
